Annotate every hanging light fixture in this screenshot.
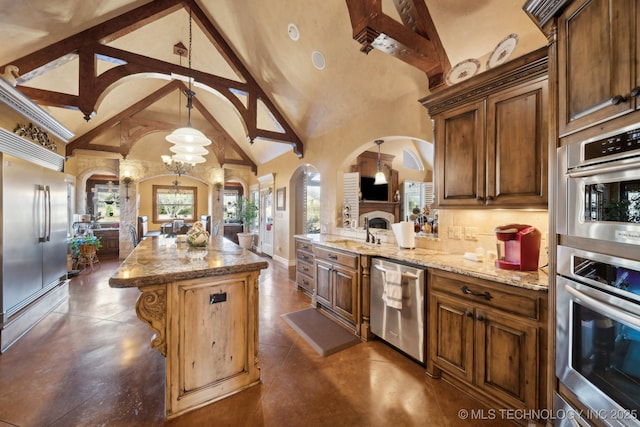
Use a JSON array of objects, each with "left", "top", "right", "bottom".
[
  {"left": 373, "top": 139, "right": 387, "bottom": 185},
  {"left": 162, "top": 7, "right": 211, "bottom": 174}
]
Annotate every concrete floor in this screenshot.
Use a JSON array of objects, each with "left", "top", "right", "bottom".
[{"left": 0, "top": 255, "right": 514, "bottom": 426}]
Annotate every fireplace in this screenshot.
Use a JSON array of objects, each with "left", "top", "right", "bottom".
[{"left": 358, "top": 208, "right": 396, "bottom": 230}]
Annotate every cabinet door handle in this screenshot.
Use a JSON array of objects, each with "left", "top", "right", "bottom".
[
  {"left": 486, "top": 195, "right": 494, "bottom": 201},
  {"left": 301, "top": 255, "right": 309, "bottom": 260},
  {"left": 302, "top": 266, "right": 309, "bottom": 272},
  {"left": 460, "top": 285, "right": 492, "bottom": 300},
  {"left": 302, "top": 280, "right": 309, "bottom": 286},
  {"left": 464, "top": 310, "right": 473, "bottom": 318},
  {"left": 328, "top": 254, "right": 338, "bottom": 260},
  {"left": 476, "top": 196, "right": 484, "bottom": 202},
  {"left": 611, "top": 95, "right": 628, "bottom": 105},
  {"left": 476, "top": 314, "right": 485, "bottom": 321},
  {"left": 631, "top": 86, "right": 640, "bottom": 98}
]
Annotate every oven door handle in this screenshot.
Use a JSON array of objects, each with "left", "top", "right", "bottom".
[
  {"left": 565, "top": 284, "right": 640, "bottom": 329},
  {"left": 566, "top": 156, "right": 640, "bottom": 177}
]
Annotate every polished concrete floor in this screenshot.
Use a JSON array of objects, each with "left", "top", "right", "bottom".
[{"left": 0, "top": 256, "right": 515, "bottom": 427}]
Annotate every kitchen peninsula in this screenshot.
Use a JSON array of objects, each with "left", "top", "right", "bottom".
[{"left": 109, "top": 235, "right": 268, "bottom": 419}]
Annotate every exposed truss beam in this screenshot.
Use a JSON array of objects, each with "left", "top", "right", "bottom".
[
  {"left": 2, "top": 0, "right": 303, "bottom": 161},
  {"left": 64, "top": 80, "right": 257, "bottom": 172}
]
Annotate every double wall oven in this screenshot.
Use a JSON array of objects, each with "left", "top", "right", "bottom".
[{"left": 556, "top": 124, "right": 640, "bottom": 426}]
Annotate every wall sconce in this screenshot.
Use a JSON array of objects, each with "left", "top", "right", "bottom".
[
  {"left": 122, "top": 171, "right": 132, "bottom": 201},
  {"left": 215, "top": 182, "right": 223, "bottom": 202},
  {"left": 214, "top": 168, "right": 224, "bottom": 202}
]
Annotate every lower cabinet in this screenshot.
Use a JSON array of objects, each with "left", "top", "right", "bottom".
[
  {"left": 93, "top": 228, "right": 119, "bottom": 258},
  {"left": 428, "top": 269, "right": 547, "bottom": 421},
  {"left": 295, "top": 238, "right": 315, "bottom": 296},
  {"left": 313, "top": 245, "right": 359, "bottom": 327},
  {"left": 164, "top": 271, "right": 260, "bottom": 419}
]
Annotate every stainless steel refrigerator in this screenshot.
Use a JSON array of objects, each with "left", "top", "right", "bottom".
[{"left": 0, "top": 128, "right": 69, "bottom": 352}]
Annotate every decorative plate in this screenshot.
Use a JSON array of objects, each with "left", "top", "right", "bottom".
[
  {"left": 487, "top": 33, "right": 519, "bottom": 69},
  {"left": 446, "top": 59, "right": 481, "bottom": 85}
]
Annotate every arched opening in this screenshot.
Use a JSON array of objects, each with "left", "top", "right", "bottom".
[{"left": 292, "top": 165, "right": 321, "bottom": 235}]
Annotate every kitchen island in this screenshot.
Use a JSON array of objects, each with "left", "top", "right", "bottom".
[{"left": 109, "top": 235, "right": 268, "bottom": 419}]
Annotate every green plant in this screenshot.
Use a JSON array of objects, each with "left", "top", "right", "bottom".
[
  {"left": 70, "top": 235, "right": 102, "bottom": 258},
  {"left": 238, "top": 197, "right": 258, "bottom": 233}
]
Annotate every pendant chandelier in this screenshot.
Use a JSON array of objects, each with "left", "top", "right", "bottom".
[
  {"left": 373, "top": 139, "right": 387, "bottom": 185},
  {"left": 163, "top": 8, "right": 211, "bottom": 174}
]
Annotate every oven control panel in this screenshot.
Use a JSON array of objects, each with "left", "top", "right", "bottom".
[{"left": 584, "top": 126, "right": 640, "bottom": 161}]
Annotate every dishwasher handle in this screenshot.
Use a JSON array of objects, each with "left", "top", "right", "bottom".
[{"left": 374, "top": 264, "right": 419, "bottom": 280}]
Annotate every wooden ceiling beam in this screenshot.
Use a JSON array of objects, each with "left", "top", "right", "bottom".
[
  {"left": 65, "top": 80, "right": 256, "bottom": 171},
  {"left": 345, "top": 0, "right": 450, "bottom": 89},
  {"left": 2, "top": 0, "right": 303, "bottom": 161}
]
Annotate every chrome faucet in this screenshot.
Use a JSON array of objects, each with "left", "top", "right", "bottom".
[{"left": 364, "top": 216, "right": 375, "bottom": 243}]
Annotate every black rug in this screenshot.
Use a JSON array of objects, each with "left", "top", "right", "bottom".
[{"left": 282, "top": 308, "right": 360, "bottom": 356}]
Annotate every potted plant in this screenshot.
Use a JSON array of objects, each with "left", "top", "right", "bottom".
[
  {"left": 236, "top": 197, "right": 258, "bottom": 249},
  {"left": 70, "top": 234, "right": 102, "bottom": 269}
]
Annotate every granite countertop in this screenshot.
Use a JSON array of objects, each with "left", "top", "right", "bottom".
[
  {"left": 296, "top": 234, "right": 548, "bottom": 292},
  {"left": 109, "top": 235, "right": 269, "bottom": 288}
]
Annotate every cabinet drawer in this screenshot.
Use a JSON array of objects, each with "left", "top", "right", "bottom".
[
  {"left": 296, "top": 249, "right": 314, "bottom": 264},
  {"left": 296, "top": 258, "right": 314, "bottom": 278},
  {"left": 314, "top": 246, "right": 359, "bottom": 269},
  {"left": 430, "top": 270, "right": 541, "bottom": 320},
  {"left": 295, "top": 239, "right": 314, "bottom": 252},
  {"left": 296, "top": 272, "right": 314, "bottom": 293}
]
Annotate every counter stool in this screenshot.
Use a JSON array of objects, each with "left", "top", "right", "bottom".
[{"left": 77, "top": 244, "right": 100, "bottom": 271}]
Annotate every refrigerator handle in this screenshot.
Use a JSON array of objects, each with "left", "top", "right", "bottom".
[
  {"left": 45, "top": 185, "right": 51, "bottom": 242},
  {"left": 38, "top": 185, "right": 47, "bottom": 242}
]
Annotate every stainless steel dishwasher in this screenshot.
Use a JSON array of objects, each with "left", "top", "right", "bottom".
[{"left": 370, "top": 257, "right": 426, "bottom": 364}]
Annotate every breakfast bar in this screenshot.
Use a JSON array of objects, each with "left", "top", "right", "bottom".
[{"left": 109, "top": 235, "right": 268, "bottom": 419}]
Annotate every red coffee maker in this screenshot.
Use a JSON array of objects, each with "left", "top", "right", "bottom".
[{"left": 494, "top": 224, "right": 541, "bottom": 271}]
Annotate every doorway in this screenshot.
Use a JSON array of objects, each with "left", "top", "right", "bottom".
[{"left": 259, "top": 186, "right": 274, "bottom": 256}]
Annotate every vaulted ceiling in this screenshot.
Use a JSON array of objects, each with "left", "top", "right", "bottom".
[{"left": 0, "top": 0, "right": 546, "bottom": 173}]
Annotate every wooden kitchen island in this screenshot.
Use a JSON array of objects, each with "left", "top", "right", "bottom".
[{"left": 109, "top": 235, "right": 268, "bottom": 419}]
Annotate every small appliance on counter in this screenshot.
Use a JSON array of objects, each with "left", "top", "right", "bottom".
[{"left": 494, "top": 224, "right": 541, "bottom": 271}]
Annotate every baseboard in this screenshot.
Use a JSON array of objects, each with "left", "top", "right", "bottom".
[
  {"left": 0, "top": 280, "right": 69, "bottom": 353},
  {"left": 271, "top": 253, "right": 293, "bottom": 267}
]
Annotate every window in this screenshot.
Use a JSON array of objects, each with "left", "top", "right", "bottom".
[
  {"left": 223, "top": 189, "right": 241, "bottom": 222},
  {"left": 92, "top": 180, "right": 120, "bottom": 222},
  {"left": 152, "top": 184, "right": 197, "bottom": 223},
  {"left": 305, "top": 171, "right": 321, "bottom": 233}
]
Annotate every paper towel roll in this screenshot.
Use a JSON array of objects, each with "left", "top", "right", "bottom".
[{"left": 391, "top": 221, "right": 415, "bottom": 249}]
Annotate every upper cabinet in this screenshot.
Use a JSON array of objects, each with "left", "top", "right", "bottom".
[
  {"left": 421, "top": 47, "right": 549, "bottom": 209},
  {"left": 557, "top": 0, "right": 640, "bottom": 136}
]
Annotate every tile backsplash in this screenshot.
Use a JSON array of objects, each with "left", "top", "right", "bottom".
[
  {"left": 334, "top": 208, "right": 549, "bottom": 268},
  {"left": 416, "top": 208, "right": 549, "bottom": 267}
]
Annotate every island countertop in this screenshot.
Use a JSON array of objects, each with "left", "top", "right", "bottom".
[{"left": 109, "top": 235, "right": 269, "bottom": 288}]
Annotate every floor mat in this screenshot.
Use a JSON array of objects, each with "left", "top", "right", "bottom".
[{"left": 281, "top": 308, "right": 360, "bottom": 356}]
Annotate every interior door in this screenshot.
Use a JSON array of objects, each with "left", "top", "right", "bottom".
[{"left": 259, "top": 187, "right": 273, "bottom": 256}]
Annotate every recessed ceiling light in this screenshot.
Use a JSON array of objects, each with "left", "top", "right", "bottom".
[
  {"left": 287, "top": 23, "right": 299, "bottom": 41},
  {"left": 311, "top": 50, "right": 326, "bottom": 70}
]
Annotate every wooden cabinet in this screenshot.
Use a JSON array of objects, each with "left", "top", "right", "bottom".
[
  {"left": 295, "top": 238, "right": 315, "bottom": 296},
  {"left": 428, "top": 269, "right": 547, "bottom": 418},
  {"left": 313, "top": 245, "right": 359, "bottom": 326},
  {"left": 422, "top": 47, "right": 548, "bottom": 208},
  {"left": 163, "top": 271, "right": 261, "bottom": 419},
  {"left": 557, "top": 0, "right": 640, "bottom": 136},
  {"left": 434, "top": 100, "right": 485, "bottom": 206},
  {"left": 93, "top": 228, "right": 119, "bottom": 258}
]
